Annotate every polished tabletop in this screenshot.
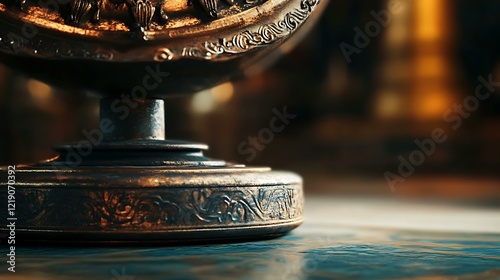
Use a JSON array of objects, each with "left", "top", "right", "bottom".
[{"left": 2, "top": 197, "right": 500, "bottom": 280}]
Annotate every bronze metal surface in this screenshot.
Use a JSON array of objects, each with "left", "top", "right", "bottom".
[
  {"left": 0, "top": 98, "right": 305, "bottom": 243},
  {"left": 0, "top": 0, "right": 326, "bottom": 244},
  {"left": 0, "top": 164, "right": 303, "bottom": 244},
  {"left": 101, "top": 98, "right": 166, "bottom": 141},
  {"left": 0, "top": 0, "right": 327, "bottom": 96}
]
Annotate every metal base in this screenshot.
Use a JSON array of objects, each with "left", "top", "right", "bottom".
[{"left": 0, "top": 140, "right": 303, "bottom": 244}]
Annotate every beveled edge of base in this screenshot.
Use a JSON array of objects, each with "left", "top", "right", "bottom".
[
  {"left": 0, "top": 165, "right": 304, "bottom": 244},
  {"left": 0, "top": 219, "right": 303, "bottom": 245}
]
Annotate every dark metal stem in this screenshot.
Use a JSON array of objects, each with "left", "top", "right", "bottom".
[{"left": 100, "top": 98, "right": 165, "bottom": 141}]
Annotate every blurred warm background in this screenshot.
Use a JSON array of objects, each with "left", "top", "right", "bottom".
[{"left": 1, "top": 0, "right": 500, "bottom": 202}]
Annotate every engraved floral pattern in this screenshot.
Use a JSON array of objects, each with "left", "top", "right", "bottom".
[{"left": 1, "top": 185, "right": 303, "bottom": 230}]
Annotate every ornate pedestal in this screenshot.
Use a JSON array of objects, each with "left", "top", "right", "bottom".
[{"left": 0, "top": 0, "right": 326, "bottom": 243}]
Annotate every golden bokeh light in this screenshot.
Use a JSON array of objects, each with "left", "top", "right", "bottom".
[
  {"left": 413, "top": 0, "right": 445, "bottom": 42},
  {"left": 211, "top": 82, "right": 234, "bottom": 103},
  {"left": 375, "top": 91, "right": 404, "bottom": 119},
  {"left": 191, "top": 82, "right": 234, "bottom": 114},
  {"left": 413, "top": 87, "right": 454, "bottom": 120},
  {"left": 27, "top": 79, "right": 52, "bottom": 99}
]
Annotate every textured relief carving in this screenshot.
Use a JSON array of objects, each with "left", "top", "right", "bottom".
[
  {"left": 2, "top": 185, "right": 302, "bottom": 229},
  {"left": 197, "top": 0, "right": 235, "bottom": 18},
  {"left": 0, "top": 31, "right": 115, "bottom": 60},
  {"left": 127, "top": 0, "right": 156, "bottom": 30},
  {"left": 183, "top": 0, "right": 319, "bottom": 60},
  {"left": 67, "top": 0, "right": 156, "bottom": 31},
  {"left": 68, "top": 0, "right": 102, "bottom": 25},
  {"left": 0, "top": 0, "right": 318, "bottom": 61},
  {"left": 2, "top": 0, "right": 267, "bottom": 32}
]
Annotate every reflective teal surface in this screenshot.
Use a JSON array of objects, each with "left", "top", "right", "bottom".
[{"left": 1, "top": 198, "right": 500, "bottom": 279}]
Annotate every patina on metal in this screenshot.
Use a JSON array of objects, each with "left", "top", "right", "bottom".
[
  {"left": 100, "top": 98, "right": 166, "bottom": 141},
  {"left": 5, "top": 166, "right": 303, "bottom": 244},
  {"left": 1, "top": 99, "right": 304, "bottom": 243},
  {"left": 0, "top": 0, "right": 327, "bottom": 243},
  {"left": 0, "top": 0, "right": 327, "bottom": 95}
]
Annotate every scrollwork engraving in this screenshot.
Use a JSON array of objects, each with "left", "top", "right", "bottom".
[
  {"left": 183, "top": 0, "right": 319, "bottom": 60},
  {"left": 3, "top": 185, "right": 303, "bottom": 229}
]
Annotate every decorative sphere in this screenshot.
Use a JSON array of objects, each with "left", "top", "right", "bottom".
[{"left": 0, "top": 0, "right": 326, "bottom": 96}]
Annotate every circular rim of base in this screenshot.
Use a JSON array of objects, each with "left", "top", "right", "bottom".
[{"left": 1, "top": 165, "right": 304, "bottom": 244}]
